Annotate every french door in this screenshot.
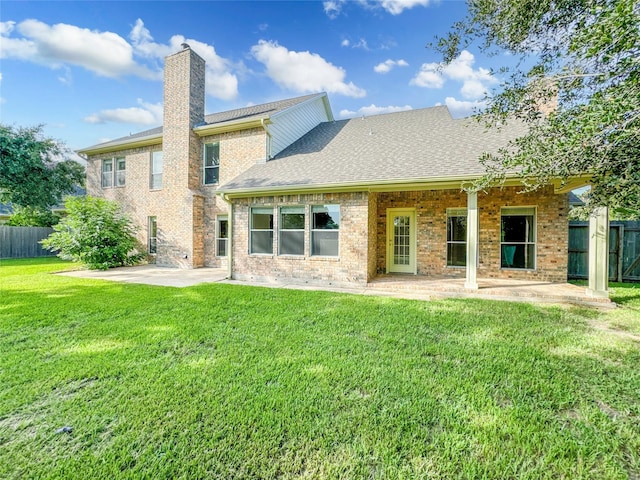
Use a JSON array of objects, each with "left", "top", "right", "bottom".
[{"left": 386, "top": 209, "right": 416, "bottom": 274}]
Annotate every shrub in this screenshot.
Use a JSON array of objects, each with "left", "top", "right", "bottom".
[
  {"left": 7, "top": 206, "right": 60, "bottom": 227},
  {"left": 42, "top": 196, "right": 143, "bottom": 270}
]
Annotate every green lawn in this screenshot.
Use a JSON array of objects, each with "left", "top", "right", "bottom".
[{"left": 1, "top": 258, "right": 639, "bottom": 479}]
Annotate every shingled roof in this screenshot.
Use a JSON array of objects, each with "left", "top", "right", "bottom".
[
  {"left": 218, "top": 106, "right": 527, "bottom": 195},
  {"left": 78, "top": 93, "right": 324, "bottom": 154}
]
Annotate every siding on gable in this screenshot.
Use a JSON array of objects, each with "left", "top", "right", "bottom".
[{"left": 268, "top": 96, "right": 330, "bottom": 158}]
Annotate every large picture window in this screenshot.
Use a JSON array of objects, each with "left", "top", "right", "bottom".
[
  {"left": 217, "top": 216, "right": 228, "bottom": 257},
  {"left": 279, "top": 206, "right": 305, "bottom": 255},
  {"left": 204, "top": 142, "right": 220, "bottom": 185},
  {"left": 447, "top": 208, "right": 467, "bottom": 267},
  {"left": 311, "top": 205, "right": 339, "bottom": 256},
  {"left": 150, "top": 151, "right": 163, "bottom": 189},
  {"left": 501, "top": 207, "right": 536, "bottom": 269},
  {"left": 250, "top": 207, "right": 274, "bottom": 254}
]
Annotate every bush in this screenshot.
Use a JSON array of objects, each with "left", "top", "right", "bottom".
[
  {"left": 42, "top": 196, "right": 143, "bottom": 270},
  {"left": 7, "top": 206, "right": 60, "bottom": 227}
]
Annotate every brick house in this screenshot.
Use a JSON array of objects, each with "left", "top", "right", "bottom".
[{"left": 79, "top": 45, "right": 609, "bottom": 298}]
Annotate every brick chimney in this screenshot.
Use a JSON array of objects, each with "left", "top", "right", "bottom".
[{"left": 157, "top": 44, "right": 206, "bottom": 267}]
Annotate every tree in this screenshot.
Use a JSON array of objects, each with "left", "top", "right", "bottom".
[
  {"left": 435, "top": 0, "right": 640, "bottom": 214},
  {"left": 42, "top": 196, "right": 144, "bottom": 270},
  {"left": 0, "top": 124, "right": 85, "bottom": 212},
  {"left": 6, "top": 206, "right": 60, "bottom": 227}
]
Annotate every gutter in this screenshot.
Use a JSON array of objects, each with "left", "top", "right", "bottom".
[
  {"left": 77, "top": 132, "right": 162, "bottom": 156},
  {"left": 217, "top": 173, "right": 593, "bottom": 199}
]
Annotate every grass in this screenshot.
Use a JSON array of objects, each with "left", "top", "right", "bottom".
[{"left": 1, "top": 258, "right": 639, "bottom": 479}]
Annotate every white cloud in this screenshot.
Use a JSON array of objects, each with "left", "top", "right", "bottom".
[
  {"left": 380, "top": 0, "right": 432, "bottom": 15},
  {"left": 251, "top": 40, "right": 366, "bottom": 98},
  {"left": 373, "top": 59, "right": 408, "bottom": 74},
  {"left": 409, "top": 62, "right": 445, "bottom": 88},
  {"left": 441, "top": 97, "right": 487, "bottom": 118},
  {"left": 351, "top": 38, "right": 369, "bottom": 50},
  {"left": 410, "top": 50, "right": 497, "bottom": 100},
  {"left": 0, "top": 19, "right": 156, "bottom": 79},
  {"left": 339, "top": 104, "right": 412, "bottom": 118},
  {"left": 84, "top": 98, "right": 163, "bottom": 126},
  {"left": 323, "top": 1, "right": 343, "bottom": 19},
  {"left": 341, "top": 39, "right": 350, "bottom": 47},
  {"left": 129, "top": 19, "right": 238, "bottom": 100}
]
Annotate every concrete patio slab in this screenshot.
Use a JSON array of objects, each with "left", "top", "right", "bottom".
[
  {"left": 57, "top": 265, "right": 614, "bottom": 308},
  {"left": 58, "top": 265, "right": 228, "bottom": 287}
]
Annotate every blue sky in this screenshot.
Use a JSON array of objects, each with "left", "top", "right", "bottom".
[{"left": 1, "top": 1, "right": 514, "bottom": 155}]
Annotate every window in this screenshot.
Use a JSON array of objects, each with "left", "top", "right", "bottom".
[
  {"left": 115, "top": 158, "right": 126, "bottom": 186},
  {"left": 148, "top": 216, "right": 157, "bottom": 254},
  {"left": 204, "top": 142, "right": 220, "bottom": 185},
  {"left": 279, "top": 206, "right": 305, "bottom": 255},
  {"left": 101, "top": 159, "right": 113, "bottom": 188},
  {"left": 217, "top": 216, "right": 228, "bottom": 257},
  {"left": 311, "top": 205, "right": 339, "bottom": 256},
  {"left": 250, "top": 207, "right": 274, "bottom": 254},
  {"left": 151, "top": 151, "right": 163, "bottom": 189},
  {"left": 447, "top": 209, "right": 467, "bottom": 267},
  {"left": 501, "top": 207, "right": 536, "bottom": 269}
]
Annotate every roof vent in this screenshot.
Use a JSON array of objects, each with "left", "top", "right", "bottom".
[{"left": 181, "top": 43, "right": 190, "bottom": 50}]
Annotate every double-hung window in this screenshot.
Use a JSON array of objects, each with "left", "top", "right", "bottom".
[
  {"left": 250, "top": 207, "right": 274, "bottom": 254},
  {"left": 101, "top": 159, "right": 113, "bottom": 188},
  {"left": 279, "top": 207, "right": 305, "bottom": 255},
  {"left": 217, "top": 216, "right": 228, "bottom": 257},
  {"left": 447, "top": 208, "right": 467, "bottom": 267},
  {"left": 151, "top": 151, "right": 163, "bottom": 189},
  {"left": 102, "top": 158, "right": 126, "bottom": 188},
  {"left": 204, "top": 142, "right": 220, "bottom": 185},
  {"left": 115, "top": 158, "right": 126, "bottom": 186},
  {"left": 311, "top": 205, "right": 340, "bottom": 256},
  {"left": 501, "top": 207, "right": 536, "bottom": 269}
]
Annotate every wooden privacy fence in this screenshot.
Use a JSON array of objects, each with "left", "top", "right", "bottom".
[
  {"left": 569, "top": 221, "right": 640, "bottom": 282},
  {"left": 0, "top": 226, "right": 55, "bottom": 259}
]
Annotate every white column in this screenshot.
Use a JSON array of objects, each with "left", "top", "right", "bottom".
[
  {"left": 586, "top": 206, "right": 609, "bottom": 298},
  {"left": 465, "top": 190, "right": 479, "bottom": 290}
]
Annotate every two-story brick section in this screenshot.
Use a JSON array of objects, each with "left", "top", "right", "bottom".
[{"left": 79, "top": 45, "right": 610, "bottom": 299}]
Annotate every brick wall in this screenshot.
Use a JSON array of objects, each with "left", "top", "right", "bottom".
[
  {"left": 231, "top": 192, "right": 372, "bottom": 286},
  {"left": 376, "top": 186, "right": 569, "bottom": 282}
]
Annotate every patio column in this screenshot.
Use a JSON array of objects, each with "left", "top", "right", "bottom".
[
  {"left": 586, "top": 206, "right": 609, "bottom": 298},
  {"left": 465, "top": 190, "right": 479, "bottom": 290}
]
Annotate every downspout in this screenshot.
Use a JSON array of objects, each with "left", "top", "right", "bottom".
[
  {"left": 220, "top": 193, "right": 234, "bottom": 280},
  {"left": 261, "top": 118, "right": 273, "bottom": 161}
]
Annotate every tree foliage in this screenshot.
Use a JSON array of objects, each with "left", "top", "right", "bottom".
[
  {"left": 436, "top": 0, "right": 640, "bottom": 213},
  {"left": 7, "top": 206, "right": 60, "bottom": 227},
  {"left": 0, "top": 124, "right": 85, "bottom": 211},
  {"left": 42, "top": 196, "right": 143, "bottom": 270}
]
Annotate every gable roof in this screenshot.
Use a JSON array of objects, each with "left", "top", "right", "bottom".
[
  {"left": 78, "top": 93, "right": 327, "bottom": 155},
  {"left": 218, "top": 106, "right": 527, "bottom": 196}
]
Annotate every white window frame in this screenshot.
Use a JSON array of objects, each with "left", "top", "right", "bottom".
[
  {"left": 101, "top": 159, "right": 113, "bottom": 188},
  {"left": 250, "top": 207, "right": 274, "bottom": 255},
  {"left": 150, "top": 151, "right": 163, "bottom": 190},
  {"left": 203, "top": 142, "right": 220, "bottom": 185},
  {"left": 148, "top": 216, "right": 157, "bottom": 254},
  {"left": 311, "top": 205, "right": 340, "bottom": 257},
  {"left": 279, "top": 206, "right": 305, "bottom": 256},
  {"left": 115, "top": 157, "right": 126, "bottom": 187},
  {"left": 216, "top": 215, "right": 228, "bottom": 257},
  {"left": 500, "top": 207, "right": 537, "bottom": 270},
  {"left": 447, "top": 208, "right": 467, "bottom": 267}
]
